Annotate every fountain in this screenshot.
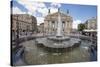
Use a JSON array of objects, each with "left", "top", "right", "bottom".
[{"left": 36, "top": 8, "right": 81, "bottom": 49}]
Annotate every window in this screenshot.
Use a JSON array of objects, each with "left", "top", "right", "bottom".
[
  {"left": 52, "top": 21, "right": 55, "bottom": 28},
  {"left": 62, "top": 21, "right": 65, "bottom": 31}
]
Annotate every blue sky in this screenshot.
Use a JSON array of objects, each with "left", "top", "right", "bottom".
[
  {"left": 11, "top": 0, "right": 97, "bottom": 29},
  {"left": 61, "top": 4, "right": 97, "bottom": 21}
]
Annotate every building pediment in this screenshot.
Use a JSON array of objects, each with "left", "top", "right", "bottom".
[{"left": 44, "top": 12, "right": 72, "bottom": 21}]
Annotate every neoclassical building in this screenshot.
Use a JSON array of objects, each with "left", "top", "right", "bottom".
[{"left": 44, "top": 10, "right": 73, "bottom": 35}]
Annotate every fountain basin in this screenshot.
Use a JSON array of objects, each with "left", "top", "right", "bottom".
[
  {"left": 36, "top": 37, "right": 81, "bottom": 49},
  {"left": 47, "top": 36, "right": 70, "bottom": 42}
]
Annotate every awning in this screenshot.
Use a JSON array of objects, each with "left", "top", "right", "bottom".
[{"left": 83, "top": 29, "right": 97, "bottom": 32}]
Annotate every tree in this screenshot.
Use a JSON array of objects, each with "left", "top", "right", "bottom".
[{"left": 78, "top": 23, "right": 86, "bottom": 31}]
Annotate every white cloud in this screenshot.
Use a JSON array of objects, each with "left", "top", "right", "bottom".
[
  {"left": 17, "top": 0, "right": 37, "bottom": 13},
  {"left": 12, "top": 0, "right": 46, "bottom": 24},
  {"left": 36, "top": 17, "right": 44, "bottom": 25},
  {"left": 51, "top": 2, "right": 61, "bottom": 8},
  {"left": 17, "top": 0, "right": 48, "bottom": 24},
  {"left": 38, "top": 8, "right": 48, "bottom": 17},
  {"left": 49, "top": 2, "right": 61, "bottom": 14},
  {"left": 12, "top": 7, "right": 26, "bottom": 14},
  {"left": 27, "top": 11, "right": 32, "bottom": 15},
  {"left": 15, "top": 0, "right": 62, "bottom": 24},
  {"left": 49, "top": 7, "right": 58, "bottom": 14},
  {"left": 17, "top": 0, "right": 47, "bottom": 15},
  {"left": 73, "top": 20, "right": 82, "bottom": 29}
]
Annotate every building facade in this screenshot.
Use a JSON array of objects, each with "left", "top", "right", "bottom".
[
  {"left": 44, "top": 11, "right": 73, "bottom": 35},
  {"left": 11, "top": 14, "right": 37, "bottom": 39},
  {"left": 83, "top": 17, "right": 97, "bottom": 37},
  {"left": 37, "top": 23, "right": 44, "bottom": 33},
  {"left": 84, "top": 17, "right": 97, "bottom": 30}
]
